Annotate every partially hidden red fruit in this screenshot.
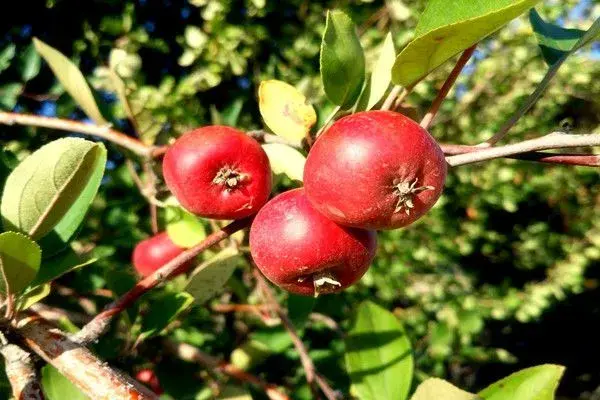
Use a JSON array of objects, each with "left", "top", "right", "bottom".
[
  {"left": 304, "top": 110, "right": 447, "bottom": 230},
  {"left": 249, "top": 188, "right": 377, "bottom": 296},
  {"left": 135, "top": 369, "right": 163, "bottom": 395},
  {"left": 162, "top": 126, "right": 272, "bottom": 219},
  {"left": 132, "top": 232, "right": 189, "bottom": 278}
]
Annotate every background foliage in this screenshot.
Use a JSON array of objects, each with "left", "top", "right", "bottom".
[{"left": 1, "top": 0, "right": 599, "bottom": 399}]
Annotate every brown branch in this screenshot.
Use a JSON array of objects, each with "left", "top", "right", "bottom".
[
  {"left": 0, "top": 342, "right": 44, "bottom": 400},
  {"left": 253, "top": 270, "right": 340, "bottom": 400},
  {"left": 445, "top": 132, "right": 600, "bottom": 167},
  {"left": 29, "top": 303, "right": 91, "bottom": 326},
  {"left": 0, "top": 111, "right": 153, "bottom": 158},
  {"left": 74, "top": 218, "right": 252, "bottom": 345},
  {"left": 420, "top": 45, "right": 477, "bottom": 130},
  {"left": 12, "top": 313, "right": 157, "bottom": 399},
  {"left": 165, "top": 340, "right": 289, "bottom": 400}
]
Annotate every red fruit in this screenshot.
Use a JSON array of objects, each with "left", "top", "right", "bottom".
[
  {"left": 249, "top": 188, "right": 377, "bottom": 296},
  {"left": 304, "top": 110, "right": 446, "bottom": 230},
  {"left": 162, "top": 126, "right": 272, "bottom": 220},
  {"left": 135, "top": 369, "right": 163, "bottom": 395},
  {"left": 132, "top": 232, "right": 189, "bottom": 277}
]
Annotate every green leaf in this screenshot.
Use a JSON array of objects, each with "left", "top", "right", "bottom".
[
  {"left": 185, "top": 247, "right": 241, "bottom": 304},
  {"left": 218, "top": 385, "right": 252, "bottom": 400},
  {"left": 252, "top": 328, "right": 293, "bottom": 353},
  {"left": 478, "top": 364, "right": 565, "bottom": 400},
  {"left": 20, "top": 44, "right": 42, "bottom": 82},
  {"left": 0, "top": 82, "right": 23, "bottom": 109},
  {"left": 345, "top": 301, "right": 413, "bottom": 400},
  {"left": 31, "top": 248, "right": 97, "bottom": 287},
  {"left": 0, "top": 232, "right": 41, "bottom": 294},
  {"left": 0, "top": 44, "right": 16, "bottom": 73},
  {"left": 41, "top": 365, "right": 88, "bottom": 400},
  {"left": 1, "top": 138, "right": 106, "bottom": 240},
  {"left": 358, "top": 32, "right": 396, "bottom": 111},
  {"left": 287, "top": 294, "right": 316, "bottom": 329},
  {"left": 262, "top": 143, "right": 306, "bottom": 182},
  {"left": 411, "top": 378, "right": 478, "bottom": 400},
  {"left": 33, "top": 37, "right": 107, "bottom": 124},
  {"left": 392, "top": 0, "right": 542, "bottom": 86},
  {"left": 166, "top": 207, "right": 207, "bottom": 248},
  {"left": 320, "top": 10, "right": 365, "bottom": 109},
  {"left": 529, "top": 9, "right": 585, "bottom": 66},
  {"left": 138, "top": 291, "right": 194, "bottom": 342},
  {"left": 16, "top": 283, "right": 51, "bottom": 311},
  {"left": 108, "top": 69, "right": 137, "bottom": 126},
  {"left": 221, "top": 98, "right": 244, "bottom": 127},
  {"left": 571, "top": 16, "right": 599, "bottom": 53}
]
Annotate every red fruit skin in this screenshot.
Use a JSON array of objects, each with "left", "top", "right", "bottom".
[
  {"left": 162, "top": 126, "right": 272, "bottom": 220},
  {"left": 304, "top": 110, "right": 447, "bottom": 230},
  {"left": 135, "top": 369, "right": 163, "bottom": 395},
  {"left": 132, "top": 232, "right": 189, "bottom": 278},
  {"left": 249, "top": 188, "right": 377, "bottom": 296}
]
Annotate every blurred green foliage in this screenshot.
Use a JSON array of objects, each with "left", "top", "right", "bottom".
[{"left": 0, "top": 0, "right": 599, "bottom": 399}]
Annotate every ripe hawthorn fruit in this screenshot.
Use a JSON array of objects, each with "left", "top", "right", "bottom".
[
  {"left": 162, "top": 126, "right": 272, "bottom": 220},
  {"left": 132, "top": 232, "right": 189, "bottom": 278},
  {"left": 304, "top": 110, "right": 446, "bottom": 230},
  {"left": 135, "top": 369, "right": 163, "bottom": 395},
  {"left": 249, "top": 188, "right": 377, "bottom": 296}
]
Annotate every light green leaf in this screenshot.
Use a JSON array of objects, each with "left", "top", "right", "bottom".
[
  {"left": 1, "top": 138, "right": 106, "bottom": 240},
  {"left": 392, "top": 0, "right": 542, "bottom": 86},
  {"left": 262, "top": 143, "right": 306, "bottom": 182},
  {"left": 138, "top": 291, "right": 195, "bottom": 342},
  {"left": 345, "top": 301, "right": 413, "bottom": 400},
  {"left": 185, "top": 26, "right": 208, "bottom": 49},
  {"left": 320, "top": 10, "right": 365, "bottom": 109},
  {"left": 16, "top": 283, "right": 51, "bottom": 311},
  {"left": 0, "top": 44, "right": 16, "bottom": 73},
  {"left": 33, "top": 37, "right": 107, "bottom": 124},
  {"left": 185, "top": 247, "right": 241, "bottom": 304},
  {"left": 411, "top": 378, "right": 478, "bottom": 400},
  {"left": 218, "top": 385, "right": 252, "bottom": 400},
  {"left": 529, "top": 9, "right": 585, "bottom": 66},
  {"left": 166, "top": 207, "right": 207, "bottom": 248},
  {"left": 0, "top": 232, "right": 41, "bottom": 294},
  {"left": 20, "top": 44, "right": 41, "bottom": 82},
  {"left": 31, "top": 248, "right": 97, "bottom": 287},
  {"left": 108, "top": 69, "right": 137, "bottom": 126},
  {"left": 361, "top": 32, "right": 396, "bottom": 111},
  {"left": 41, "top": 365, "right": 88, "bottom": 400},
  {"left": 0, "top": 82, "right": 23, "bottom": 109},
  {"left": 478, "top": 364, "right": 565, "bottom": 400}
]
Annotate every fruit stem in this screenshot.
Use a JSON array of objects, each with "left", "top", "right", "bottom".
[{"left": 312, "top": 271, "right": 341, "bottom": 297}]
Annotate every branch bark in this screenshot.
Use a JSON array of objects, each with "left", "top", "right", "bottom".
[
  {"left": 12, "top": 314, "right": 157, "bottom": 400},
  {"left": 0, "top": 343, "right": 44, "bottom": 400},
  {"left": 74, "top": 218, "right": 252, "bottom": 345}
]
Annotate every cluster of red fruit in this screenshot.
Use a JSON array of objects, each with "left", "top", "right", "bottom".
[{"left": 133, "top": 110, "right": 447, "bottom": 296}]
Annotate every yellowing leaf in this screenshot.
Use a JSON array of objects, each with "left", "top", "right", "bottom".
[
  {"left": 258, "top": 80, "right": 316, "bottom": 146},
  {"left": 262, "top": 143, "right": 306, "bottom": 182},
  {"left": 411, "top": 379, "right": 478, "bottom": 400}
]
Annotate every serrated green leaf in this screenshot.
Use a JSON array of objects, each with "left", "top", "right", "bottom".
[
  {"left": 33, "top": 37, "right": 107, "bottom": 124},
  {"left": 1, "top": 138, "right": 106, "bottom": 240},
  {"left": 359, "top": 32, "right": 396, "bottom": 111},
  {"left": 41, "top": 365, "right": 88, "bottom": 400},
  {"left": 478, "top": 364, "right": 565, "bottom": 400},
  {"left": 16, "top": 283, "right": 51, "bottom": 311},
  {"left": 262, "top": 143, "right": 306, "bottom": 182},
  {"left": 31, "top": 248, "right": 97, "bottom": 287},
  {"left": 138, "top": 291, "right": 194, "bottom": 342},
  {"left": 345, "top": 301, "right": 413, "bottom": 400},
  {"left": 411, "top": 378, "right": 478, "bottom": 400},
  {"left": 392, "top": 0, "right": 542, "bottom": 86},
  {"left": 320, "top": 10, "right": 365, "bottom": 109},
  {"left": 185, "top": 247, "right": 241, "bottom": 304},
  {"left": 166, "top": 207, "right": 207, "bottom": 248},
  {"left": 0, "top": 232, "right": 41, "bottom": 295},
  {"left": 20, "top": 43, "right": 41, "bottom": 82}
]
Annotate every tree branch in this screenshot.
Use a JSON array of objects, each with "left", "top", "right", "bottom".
[
  {"left": 445, "top": 132, "right": 600, "bottom": 167},
  {"left": 74, "top": 218, "right": 252, "bottom": 345},
  {"left": 0, "top": 342, "right": 44, "bottom": 400},
  {"left": 164, "top": 340, "right": 289, "bottom": 400},
  {"left": 12, "top": 313, "right": 158, "bottom": 399}
]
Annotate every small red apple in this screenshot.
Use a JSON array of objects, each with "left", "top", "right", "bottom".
[
  {"left": 135, "top": 368, "right": 163, "bottom": 395},
  {"left": 162, "top": 126, "right": 272, "bottom": 220},
  {"left": 304, "top": 110, "right": 446, "bottom": 230},
  {"left": 132, "top": 232, "right": 189, "bottom": 277},
  {"left": 249, "top": 188, "right": 377, "bottom": 296}
]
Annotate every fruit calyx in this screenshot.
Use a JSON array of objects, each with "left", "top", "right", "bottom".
[
  {"left": 312, "top": 271, "right": 341, "bottom": 297},
  {"left": 213, "top": 166, "right": 247, "bottom": 190},
  {"left": 393, "top": 178, "right": 434, "bottom": 214}
]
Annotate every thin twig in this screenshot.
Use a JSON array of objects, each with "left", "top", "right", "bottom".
[
  {"left": 446, "top": 132, "right": 600, "bottom": 167},
  {"left": 74, "top": 218, "right": 252, "bottom": 345},
  {"left": 0, "top": 340, "right": 44, "bottom": 400},
  {"left": 165, "top": 340, "right": 290, "bottom": 400},
  {"left": 315, "top": 106, "right": 341, "bottom": 138},
  {"left": 420, "top": 45, "right": 477, "bottom": 130},
  {"left": 253, "top": 270, "right": 340, "bottom": 400},
  {"left": 381, "top": 85, "right": 403, "bottom": 111},
  {"left": 0, "top": 111, "right": 153, "bottom": 157}
]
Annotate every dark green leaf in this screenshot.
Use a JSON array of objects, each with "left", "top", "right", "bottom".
[
  {"left": 31, "top": 248, "right": 97, "bottom": 287},
  {"left": 287, "top": 294, "right": 316, "bottom": 329},
  {"left": 529, "top": 9, "right": 585, "bottom": 66},
  {"left": 20, "top": 43, "right": 42, "bottom": 82},
  {"left": 478, "top": 364, "right": 565, "bottom": 400},
  {"left": 0, "top": 82, "right": 23, "bottom": 109},
  {"left": 41, "top": 365, "right": 88, "bottom": 400},
  {"left": 138, "top": 291, "right": 194, "bottom": 342},
  {"left": 0, "top": 232, "right": 41, "bottom": 295}
]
